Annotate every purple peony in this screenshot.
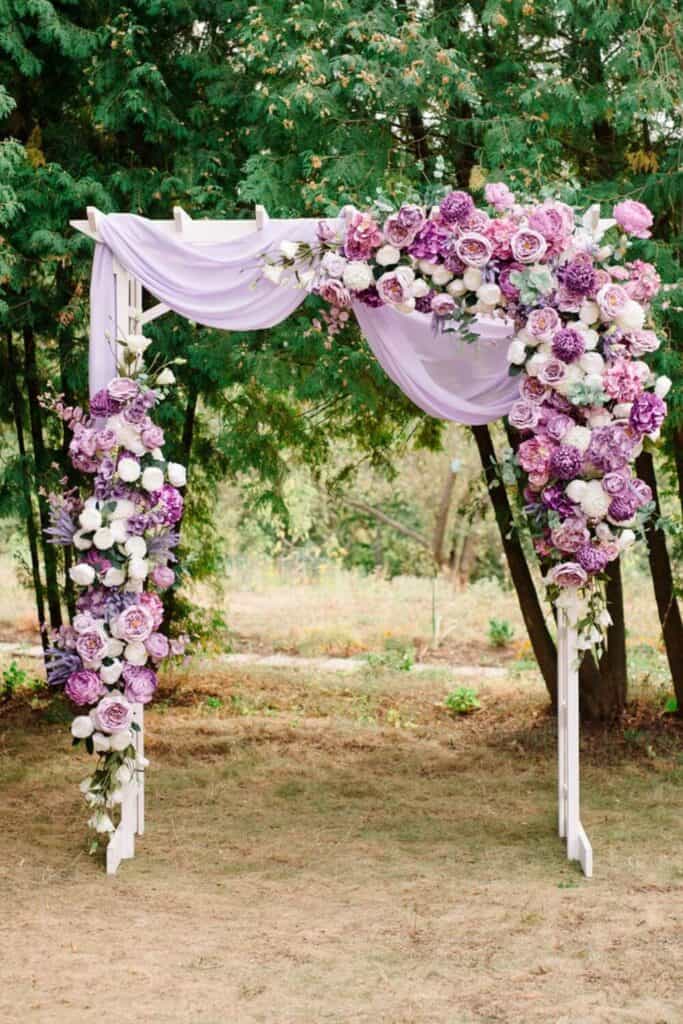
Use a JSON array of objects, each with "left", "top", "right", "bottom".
[
  {"left": 115, "top": 604, "right": 154, "bottom": 643},
  {"left": 552, "top": 328, "right": 585, "bottom": 363},
  {"left": 75, "top": 629, "right": 109, "bottom": 666},
  {"left": 549, "top": 445, "right": 583, "bottom": 480},
  {"left": 541, "top": 484, "right": 577, "bottom": 518},
  {"left": 454, "top": 232, "right": 492, "bottom": 268},
  {"left": 408, "top": 221, "right": 450, "bottom": 261},
  {"left": 562, "top": 257, "right": 597, "bottom": 297},
  {"left": 630, "top": 478, "right": 652, "bottom": 507},
  {"left": 586, "top": 425, "right": 635, "bottom": 472},
  {"left": 576, "top": 544, "right": 611, "bottom": 574},
  {"left": 543, "top": 412, "right": 574, "bottom": 442},
  {"left": 90, "top": 389, "right": 116, "bottom": 417},
  {"left": 65, "top": 670, "right": 106, "bottom": 707},
  {"left": 439, "top": 190, "right": 475, "bottom": 226},
  {"left": 383, "top": 205, "right": 425, "bottom": 247},
  {"left": 414, "top": 292, "right": 435, "bottom": 314},
  {"left": 154, "top": 485, "right": 184, "bottom": 526},
  {"left": 608, "top": 495, "right": 639, "bottom": 521},
  {"left": 602, "top": 471, "right": 630, "bottom": 496},
  {"left": 91, "top": 694, "right": 134, "bottom": 734},
  {"left": 122, "top": 665, "right": 158, "bottom": 705},
  {"left": 629, "top": 393, "right": 666, "bottom": 436}
]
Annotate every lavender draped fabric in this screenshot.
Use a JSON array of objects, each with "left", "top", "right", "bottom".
[{"left": 89, "top": 213, "right": 518, "bottom": 422}]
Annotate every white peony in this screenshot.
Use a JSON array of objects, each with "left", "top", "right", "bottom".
[
  {"left": 103, "top": 567, "right": 126, "bottom": 588},
  {"left": 73, "top": 530, "right": 93, "bottom": 551},
  {"left": 107, "top": 638, "right": 124, "bottom": 657},
  {"left": 507, "top": 339, "right": 527, "bottom": 365},
  {"left": 70, "top": 563, "right": 96, "bottom": 587},
  {"left": 579, "top": 352, "right": 604, "bottom": 375},
  {"left": 71, "top": 715, "right": 94, "bottom": 739},
  {"left": 167, "top": 462, "right": 187, "bottom": 487},
  {"left": 100, "top": 660, "right": 123, "bottom": 685},
  {"left": 156, "top": 368, "right": 176, "bottom": 386},
  {"left": 110, "top": 731, "right": 133, "bottom": 753},
  {"left": 595, "top": 522, "right": 614, "bottom": 542},
  {"left": 79, "top": 506, "right": 102, "bottom": 532},
  {"left": 342, "top": 261, "right": 375, "bottom": 290},
  {"left": 124, "top": 535, "right": 147, "bottom": 559},
  {"left": 141, "top": 466, "right": 164, "bottom": 492},
  {"left": 615, "top": 299, "right": 645, "bottom": 332},
  {"left": 124, "top": 579, "right": 144, "bottom": 594},
  {"left": 576, "top": 324, "right": 599, "bottom": 350},
  {"left": 587, "top": 409, "right": 612, "bottom": 428},
  {"left": 110, "top": 499, "right": 136, "bottom": 520},
  {"left": 655, "top": 375, "right": 672, "bottom": 399},
  {"left": 118, "top": 457, "right": 141, "bottom": 482},
  {"left": 109, "top": 519, "right": 129, "bottom": 544},
  {"left": 477, "top": 283, "right": 502, "bottom": 307},
  {"left": 564, "top": 426, "right": 592, "bottom": 453},
  {"left": 374, "top": 245, "right": 401, "bottom": 268},
  {"left": 579, "top": 300, "right": 600, "bottom": 325},
  {"left": 93, "top": 527, "right": 114, "bottom": 551},
  {"left": 580, "top": 480, "right": 611, "bottom": 520},
  {"left": 92, "top": 732, "right": 111, "bottom": 753},
  {"left": 411, "top": 278, "right": 430, "bottom": 298},
  {"left": 127, "top": 557, "right": 149, "bottom": 581},
  {"left": 447, "top": 279, "right": 466, "bottom": 297},
  {"left": 618, "top": 529, "right": 636, "bottom": 551},
  {"left": 126, "top": 333, "right": 152, "bottom": 355},
  {"left": 565, "top": 480, "right": 588, "bottom": 503},
  {"left": 463, "top": 267, "right": 483, "bottom": 291},
  {"left": 431, "top": 266, "right": 454, "bottom": 286},
  {"left": 124, "top": 642, "right": 148, "bottom": 666}
]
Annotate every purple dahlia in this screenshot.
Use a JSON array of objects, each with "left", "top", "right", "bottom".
[
  {"left": 551, "top": 328, "right": 585, "bottom": 364},
  {"left": 549, "top": 445, "right": 583, "bottom": 480},
  {"left": 439, "top": 190, "right": 475, "bottom": 226}
]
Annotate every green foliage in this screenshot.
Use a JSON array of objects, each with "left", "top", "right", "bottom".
[
  {"left": 444, "top": 687, "right": 481, "bottom": 716},
  {"left": 365, "top": 641, "right": 415, "bottom": 673},
  {"left": 487, "top": 617, "right": 515, "bottom": 648},
  {"left": 1, "top": 660, "right": 26, "bottom": 698}
]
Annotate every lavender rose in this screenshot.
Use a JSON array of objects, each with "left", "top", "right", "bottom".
[
  {"left": 150, "top": 565, "right": 175, "bottom": 590},
  {"left": 602, "top": 471, "right": 630, "bottom": 497},
  {"left": 576, "top": 544, "right": 611, "bottom": 574},
  {"left": 383, "top": 205, "right": 425, "bottom": 247},
  {"left": 139, "top": 592, "right": 164, "bottom": 629},
  {"left": 454, "top": 232, "right": 492, "bottom": 268},
  {"left": 538, "top": 359, "right": 567, "bottom": 388},
  {"left": 547, "top": 562, "right": 589, "bottom": 588},
  {"left": 510, "top": 229, "right": 547, "bottom": 264},
  {"left": 145, "top": 632, "right": 170, "bottom": 661},
  {"left": 91, "top": 694, "right": 134, "bottom": 734},
  {"left": 65, "top": 670, "right": 106, "bottom": 707},
  {"left": 484, "top": 182, "right": 515, "bottom": 211},
  {"left": 115, "top": 603, "right": 154, "bottom": 643},
  {"left": 430, "top": 293, "right": 456, "bottom": 317},
  {"left": 141, "top": 424, "right": 165, "bottom": 450},
  {"left": 597, "top": 283, "right": 628, "bottom": 320},
  {"left": 550, "top": 518, "right": 590, "bottom": 554},
  {"left": 376, "top": 267, "right": 415, "bottom": 307},
  {"left": 520, "top": 376, "right": 549, "bottom": 404},
  {"left": 122, "top": 665, "right": 158, "bottom": 705},
  {"left": 526, "top": 307, "right": 560, "bottom": 340},
  {"left": 319, "top": 279, "right": 352, "bottom": 308},
  {"left": 107, "top": 378, "right": 140, "bottom": 403},
  {"left": 508, "top": 400, "right": 541, "bottom": 432},
  {"left": 75, "top": 629, "right": 109, "bottom": 666},
  {"left": 543, "top": 412, "right": 574, "bottom": 442}
]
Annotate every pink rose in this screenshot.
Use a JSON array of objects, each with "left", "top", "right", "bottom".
[
  {"left": 75, "top": 629, "right": 109, "bottom": 666},
  {"left": 484, "top": 182, "right": 515, "bottom": 211},
  {"left": 91, "top": 694, "right": 134, "bottom": 734},
  {"left": 141, "top": 424, "right": 165, "bottom": 449},
  {"left": 383, "top": 205, "right": 425, "bottom": 248},
  {"left": 122, "top": 665, "right": 158, "bottom": 704},
  {"left": 65, "top": 670, "right": 106, "bottom": 706},
  {"left": 625, "top": 260, "right": 661, "bottom": 303},
  {"left": 139, "top": 592, "right": 164, "bottom": 628},
  {"left": 510, "top": 228, "right": 547, "bottom": 264},
  {"left": 115, "top": 604, "right": 154, "bottom": 643},
  {"left": 527, "top": 203, "right": 572, "bottom": 255},
  {"left": 519, "top": 376, "right": 549, "bottom": 404},
  {"left": 95, "top": 429, "right": 117, "bottom": 451},
  {"left": 603, "top": 357, "right": 646, "bottom": 403},
  {"left": 145, "top": 632, "right": 170, "bottom": 661},
  {"left": 547, "top": 562, "right": 589, "bottom": 589},
  {"left": 150, "top": 565, "right": 175, "bottom": 590},
  {"left": 508, "top": 400, "right": 541, "bottom": 432},
  {"left": 613, "top": 200, "right": 653, "bottom": 239},
  {"left": 343, "top": 210, "right": 383, "bottom": 260},
  {"left": 550, "top": 518, "right": 591, "bottom": 554},
  {"left": 107, "top": 378, "right": 140, "bottom": 402},
  {"left": 454, "top": 231, "right": 492, "bottom": 267},
  {"left": 597, "top": 283, "right": 629, "bottom": 319},
  {"left": 430, "top": 293, "right": 456, "bottom": 317},
  {"left": 628, "top": 330, "right": 659, "bottom": 356},
  {"left": 376, "top": 268, "right": 414, "bottom": 306},
  {"left": 319, "top": 279, "right": 351, "bottom": 308},
  {"left": 484, "top": 218, "right": 516, "bottom": 260},
  {"left": 518, "top": 437, "right": 553, "bottom": 476},
  {"left": 526, "top": 307, "right": 560, "bottom": 340}
]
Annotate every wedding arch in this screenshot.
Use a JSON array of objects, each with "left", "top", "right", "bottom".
[{"left": 61, "top": 190, "right": 667, "bottom": 877}]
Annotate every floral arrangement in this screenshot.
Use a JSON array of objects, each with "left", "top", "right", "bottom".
[
  {"left": 271, "top": 186, "right": 669, "bottom": 638},
  {"left": 45, "top": 338, "right": 186, "bottom": 842}
]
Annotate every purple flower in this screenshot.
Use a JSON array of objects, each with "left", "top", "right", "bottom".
[
  {"left": 319, "top": 279, "right": 351, "bottom": 307},
  {"left": 549, "top": 445, "right": 583, "bottom": 480},
  {"left": 145, "top": 632, "right": 169, "bottom": 661},
  {"left": 508, "top": 399, "right": 541, "bottom": 432},
  {"left": 576, "top": 544, "right": 611, "bottom": 574},
  {"left": 499, "top": 264, "right": 523, "bottom": 300},
  {"left": 414, "top": 291, "right": 435, "bottom": 314},
  {"left": 538, "top": 359, "right": 567, "bottom": 388},
  {"left": 430, "top": 293, "right": 456, "bottom": 317},
  {"left": 75, "top": 629, "right": 109, "bottom": 666},
  {"left": 376, "top": 268, "right": 415, "bottom": 307},
  {"left": 355, "top": 286, "right": 383, "bottom": 307},
  {"left": 439, "top": 190, "right": 475, "bottom": 226},
  {"left": 90, "top": 389, "right": 116, "bottom": 417},
  {"left": 547, "top": 562, "right": 588, "bottom": 588},
  {"left": 613, "top": 200, "right": 653, "bottom": 239},
  {"left": 122, "top": 665, "right": 158, "bottom": 705},
  {"left": 91, "top": 694, "right": 134, "bottom": 734},
  {"left": 520, "top": 376, "right": 549, "bottom": 404},
  {"left": 630, "top": 479, "right": 652, "bottom": 507},
  {"left": 454, "top": 232, "right": 492, "bottom": 268},
  {"left": 383, "top": 205, "right": 425, "bottom": 247},
  {"left": 141, "top": 424, "right": 165, "bottom": 450},
  {"left": 510, "top": 228, "right": 547, "bottom": 264},
  {"left": 484, "top": 182, "right": 515, "bottom": 211},
  {"left": 122, "top": 395, "right": 150, "bottom": 425},
  {"left": 343, "top": 210, "right": 383, "bottom": 261},
  {"left": 45, "top": 648, "right": 82, "bottom": 688},
  {"left": 541, "top": 484, "right": 576, "bottom": 518},
  {"left": 408, "top": 221, "right": 450, "bottom": 261},
  {"left": 562, "top": 257, "right": 596, "bottom": 297},
  {"left": 552, "top": 328, "right": 585, "bottom": 364},
  {"left": 139, "top": 592, "right": 164, "bottom": 629},
  {"left": 543, "top": 412, "right": 574, "bottom": 442},
  {"left": 65, "top": 670, "right": 106, "bottom": 707},
  {"left": 150, "top": 565, "right": 175, "bottom": 590},
  {"left": 629, "top": 393, "right": 666, "bottom": 436},
  {"left": 153, "top": 485, "right": 184, "bottom": 526},
  {"left": 550, "top": 518, "right": 590, "bottom": 554},
  {"left": 586, "top": 425, "right": 635, "bottom": 472},
  {"left": 114, "top": 604, "right": 154, "bottom": 643},
  {"left": 608, "top": 495, "right": 639, "bottom": 521},
  {"left": 602, "top": 471, "right": 630, "bottom": 496},
  {"left": 107, "top": 378, "right": 140, "bottom": 403},
  {"left": 526, "top": 307, "right": 560, "bottom": 340}
]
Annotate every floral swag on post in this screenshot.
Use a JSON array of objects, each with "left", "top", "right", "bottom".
[
  {"left": 45, "top": 348, "right": 187, "bottom": 844},
  {"left": 271, "top": 184, "right": 668, "bottom": 643}
]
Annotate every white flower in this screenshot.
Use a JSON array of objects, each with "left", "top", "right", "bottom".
[
  {"left": 418, "top": 260, "right": 439, "bottom": 275},
  {"left": 342, "top": 261, "right": 375, "bottom": 290},
  {"left": 93, "top": 527, "right": 114, "bottom": 551},
  {"left": 70, "top": 563, "right": 96, "bottom": 587},
  {"left": 579, "top": 300, "right": 600, "bottom": 325},
  {"left": 79, "top": 506, "right": 102, "bottom": 532},
  {"left": 564, "top": 426, "right": 592, "bottom": 453},
  {"left": 565, "top": 480, "right": 588, "bottom": 503},
  {"left": 262, "top": 263, "right": 282, "bottom": 284},
  {"left": 124, "top": 535, "right": 147, "bottom": 559},
  {"left": 107, "top": 638, "right": 124, "bottom": 657},
  {"left": 115, "top": 763, "right": 134, "bottom": 784},
  {"left": 320, "top": 252, "right": 346, "bottom": 278},
  {"left": 128, "top": 557, "right": 149, "bottom": 581},
  {"left": 88, "top": 812, "right": 115, "bottom": 834},
  {"left": 126, "top": 333, "right": 152, "bottom": 355},
  {"left": 124, "top": 642, "right": 148, "bottom": 665},
  {"left": 110, "top": 414, "right": 146, "bottom": 456},
  {"left": 167, "top": 462, "right": 187, "bottom": 487},
  {"left": 431, "top": 266, "right": 454, "bottom": 286},
  {"left": 103, "top": 567, "right": 126, "bottom": 588},
  {"left": 655, "top": 375, "right": 672, "bottom": 399},
  {"left": 279, "top": 240, "right": 299, "bottom": 260},
  {"left": 124, "top": 579, "right": 144, "bottom": 594},
  {"left": 581, "top": 204, "right": 616, "bottom": 242},
  {"left": 576, "top": 324, "right": 599, "bottom": 350},
  {"left": 579, "top": 352, "right": 604, "bottom": 375},
  {"left": 597, "top": 245, "right": 613, "bottom": 261},
  {"left": 618, "top": 529, "right": 636, "bottom": 551},
  {"left": 100, "top": 660, "right": 123, "bottom": 685},
  {"left": 118, "top": 457, "right": 141, "bottom": 482},
  {"left": 477, "top": 283, "right": 502, "bottom": 307},
  {"left": 525, "top": 352, "right": 550, "bottom": 377},
  {"left": 141, "top": 466, "right": 164, "bottom": 492},
  {"left": 411, "top": 278, "right": 430, "bottom": 298},
  {"left": 156, "top": 368, "right": 176, "bottom": 386},
  {"left": 110, "top": 731, "right": 133, "bottom": 753},
  {"left": 73, "top": 530, "right": 93, "bottom": 551},
  {"left": 615, "top": 299, "right": 645, "bottom": 332},
  {"left": 79, "top": 777, "right": 93, "bottom": 794},
  {"left": 375, "top": 245, "right": 401, "bottom": 267},
  {"left": 447, "top": 279, "right": 466, "bottom": 297},
  {"left": 612, "top": 403, "right": 633, "bottom": 420},
  {"left": 507, "top": 339, "right": 527, "bottom": 365},
  {"left": 595, "top": 522, "right": 614, "bottom": 542},
  {"left": 92, "top": 732, "right": 111, "bottom": 753},
  {"left": 555, "top": 363, "right": 584, "bottom": 395},
  {"left": 587, "top": 409, "right": 612, "bottom": 428},
  {"left": 71, "top": 715, "right": 94, "bottom": 739},
  {"left": 110, "top": 499, "right": 136, "bottom": 520},
  {"left": 109, "top": 519, "right": 129, "bottom": 544},
  {"left": 462, "top": 267, "right": 483, "bottom": 291},
  {"left": 580, "top": 480, "right": 611, "bottom": 520}
]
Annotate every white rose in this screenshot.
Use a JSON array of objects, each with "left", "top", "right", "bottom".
[
  {"left": 615, "top": 299, "right": 645, "bottom": 332},
  {"left": 126, "top": 333, "right": 152, "bottom": 355},
  {"left": 576, "top": 325, "right": 599, "bottom": 350},
  {"left": 109, "top": 519, "right": 129, "bottom": 544},
  {"left": 612, "top": 403, "right": 633, "bottom": 420},
  {"left": 156, "top": 368, "right": 176, "bottom": 386},
  {"left": 79, "top": 506, "right": 102, "bottom": 532},
  {"left": 655, "top": 376, "right": 672, "bottom": 399},
  {"left": 93, "top": 527, "right": 114, "bottom": 551},
  {"left": 564, "top": 426, "right": 592, "bottom": 453},
  {"left": 580, "top": 480, "right": 611, "bottom": 520},
  {"left": 124, "top": 535, "right": 147, "bottom": 559},
  {"left": 124, "top": 642, "right": 148, "bottom": 665},
  {"left": 579, "top": 352, "right": 604, "bottom": 375},
  {"left": 141, "top": 466, "right": 164, "bottom": 492},
  {"left": 579, "top": 300, "right": 600, "bottom": 325},
  {"left": 110, "top": 499, "right": 136, "bottom": 520},
  {"left": 71, "top": 715, "right": 94, "bottom": 739},
  {"left": 127, "top": 557, "right": 149, "bottom": 581},
  {"left": 279, "top": 240, "right": 299, "bottom": 260},
  {"left": 100, "top": 660, "right": 123, "bottom": 685},
  {"left": 597, "top": 245, "right": 613, "bottom": 261},
  {"left": 565, "top": 480, "right": 588, "bottom": 503},
  {"left": 411, "top": 278, "right": 430, "bottom": 298},
  {"left": 418, "top": 260, "right": 439, "bottom": 275},
  {"left": 167, "top": 462, "right": 187, "bottom": 487},
  {"left": 477, "top": 283, "right": 502, "bottom": 307},
  {"left": 342, "top": 261, "right": 375, "bottom": 290},
  {"left": 462, "top": 267, "right": 482, "bottom": 291},
  {"left": 110, "top": 731, "right": 133, "bottom": 753},
  {"left": 103, "top": 567, "right": 126, "bottom": 588},
  {"left": 447, "top": 279, "right": 466, "bottom": 297},
  {"left": 595, "top": 522, "right": 613, "bottom": 542},
  {"left": 124, "top": 579, "right": 144, "bottom": 594},
  {"left": 88, "top": 813, "right": 115, "bottom": 834},
  {"left": 555, "top": 363, "right": 584, "bottom": 395},
  {"left": 526, "top": 352, "right": 550, "bottom": 377},
  {"left": 507, "top": 339, "right": 527, "bottom": 365},
  {"left": 107, "top": 638, "right": 124, "bottom": 657},
  {"left": 431, "top": 266, "right": 454, "bottom": 286},
  {"left": 92, "top": 732, "right": 111, "bottom": 753},
  {"left": 69, "top": 563, "right": 96, "bottom": 587},
  {"left": 618, "top": 529, "right": 636, "bottom": 551},
  {"left": 73, "top": 530, "right": 93, "bottom": 551},
  {"left": 118, "top": 457, "right": 141, "bottom": 483},
  {"left": 374, "top": 245, "right": 401, "bottom": 267}
]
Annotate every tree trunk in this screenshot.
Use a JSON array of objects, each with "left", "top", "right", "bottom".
[
  {"left": 432, "top": 463, "right": 458, "bottom": 566},
  {"left": 165, "top": 377, "right": 199, "bottom": 628},
  {"left": 7, "top": 331, "right": 47, "bottom": 648},
  {"left": 56, "top": 277, "right": 76, "bottom": 620},
  {"left": 471, "top": 424, "right": 557, "bottom": 707},
  {"left": 22, "top": 323, "right": 63, "bottom": 630},
  {"left": 674, "top": 427, "right": 683, "bottom": 520},
  {"left": 636, "top": 450, "right": 683, "bottom": 711}
]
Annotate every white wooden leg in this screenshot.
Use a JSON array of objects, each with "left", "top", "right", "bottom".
[
  {"left": 134, "top": 704, "right": 145, "bottom": 836},
  {"left": 106, "top": 704, "right": 144, "bottom": 875},
  {"left": 557, "top": 614, "right": 567, "bottom": 839}
]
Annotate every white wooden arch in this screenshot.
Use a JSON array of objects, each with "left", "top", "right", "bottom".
[{"left": 71, "top": 205, "right": 592, "bottom": 878}]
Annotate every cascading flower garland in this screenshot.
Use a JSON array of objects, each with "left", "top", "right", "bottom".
[
  {"left": 272, "top": 185, "right": 669, "bottom": 640},
  {"left": 45, "top": 341, "right": 187, "bottom": 841}
]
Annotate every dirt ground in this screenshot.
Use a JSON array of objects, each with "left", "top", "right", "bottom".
[{"left": 1, "top": 662, "right": 682, "bottom": 1024}]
